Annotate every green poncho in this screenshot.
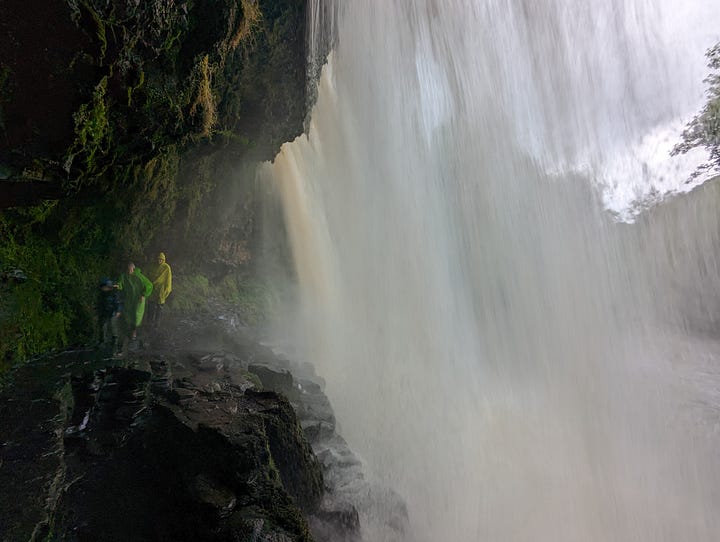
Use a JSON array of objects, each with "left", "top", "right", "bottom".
[
  {"left": 148, "top": 252, "right": 172, "bottom": 304},
  {"left": 118, "top": 268, "right": 153, "bottom": 328}
]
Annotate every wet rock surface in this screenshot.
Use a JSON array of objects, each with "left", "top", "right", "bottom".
[
  {"left": 230, "top": 353, "right": 409, "bottom": 539},
  {"left": 181, "top": 311, "right": 411, "bottom": 541},
  {"left": 0, "top": 311, "right": 409, "bottom": 541},
  {"left": 52, "top": 365, "right": 320, "bottom": 542},
  {"left": 0, "top": 360, "right": 69, "bottom": 541}
]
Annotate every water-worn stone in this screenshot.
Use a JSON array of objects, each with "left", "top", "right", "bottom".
[
  {"left": 297, "top": 377, "right": 324, "bottom": 395},
  {"left": 248, "top": 363, "right": 294, "bottom": 395},
  {"left": 300, "top": 419, "right": 336, "bottom": 444},
  {"left": 189, "top": 474, "right": 237, "bottom": 515},
  {"left": 309, "top": 496, "right": 362, "bottom": 542},
  {"left": 37, "top": 356, "right": 322, "bottom": 542},
  {"left": 0, "top": 380, "right": 67, "bottom": 540},
  {"left": 218, "top": 334, "right": 408, "bottom": 542},
  {"left": 295, "top": 392, "right": 336, "bottom": 426}
]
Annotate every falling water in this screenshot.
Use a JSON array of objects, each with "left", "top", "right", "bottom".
[{"left": 267, "top": 1, "right": 720, "bottom": 540}]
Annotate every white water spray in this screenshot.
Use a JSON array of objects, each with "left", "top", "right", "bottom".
[{"left": 268, "top": 1, "right": 720, "bottom": 540}]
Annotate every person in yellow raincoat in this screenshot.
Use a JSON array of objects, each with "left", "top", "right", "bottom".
[
  {"left": 117, "top": 261, "right": 153, "bottom": 341},
  {"left": 147, "top": 252, "right": 172, "bottom": 329}
]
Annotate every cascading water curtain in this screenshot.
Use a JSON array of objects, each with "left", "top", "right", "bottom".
[{"left": 269, "top": 1, "right": 720, "bottom": 540}]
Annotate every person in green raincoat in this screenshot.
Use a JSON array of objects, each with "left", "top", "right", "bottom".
[
  {"left": 117, "top": 262, "right": 153, "bottom": 340},
  {"left": 147, "top": 252, "right": 172, "bottom": 329}
]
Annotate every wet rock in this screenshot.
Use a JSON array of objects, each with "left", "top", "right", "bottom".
[
  {"left": 248, "top": 363, "right": 294, "bottom": 395},
  {"left": 0, "top": 386, "right": 66, "bottom": 540},
  {"left": 44, "top": 361, "right": 321, "bottom": 542},
  {"left": 297, "top": 377, "right": 324, "bottom": 395},
  {"left": 0, "top": 268, "right": 27, "bottom": 283},
  {"left": 245, "top": 389, "right": 324, "bottom": 513},
  {"left": 316, "top": 444, "right": 363, "bottom": 472},
  {"left": 234, "top": 337, "right": 408, "bottom": 542},
  {"left": 197, "top": 353, "right": 227, "bottom": 372},
  {"left": 294, "top": 392, "right": 335, "bottom": 426},
  {"left": 300, "top": 419, "right": 336, "bottom": 445},
  {"left": 149, "top": 359, "right": 172, "bottom": 394},
  {"left": 189, "top": 474, "right": 237, "bottom": 516},
  {"left": 167, "top": 386, "right": 197, "bottom": 404},
  {"left": 227, "top": 514, "right": 296, "bottom": 542},
  {"left": 309, "top": 496, "right": 362, "bottom": 542},
  {"left": 294, "top": 361, "right": 319, "bottom": 380}
]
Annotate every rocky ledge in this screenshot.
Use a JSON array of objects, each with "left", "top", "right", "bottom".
[{"left": 0, "top": 314, "right": 407, "bottom": 542}]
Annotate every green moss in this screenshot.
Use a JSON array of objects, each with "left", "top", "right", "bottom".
[
  {"left": 239, "top": 368, "right": 262, "bottom": 389},
  {"left": 126, "top": 70, "right": 145, "bottom": 107},
  {"left": 0, "top": 198, "right": 118, "bottom": 372},
  {"left": 168, "top": 272, "right": 278, "bottom": 327},
  {"left": 116, "top": 147, "right": 181, "bottom": 256},
  {"left": 171, "top": 273, "right": 211, "bottom": 313},
  {"left": 181, "top": 153, "right": 215, "bottom": 230},
  {"left": 189, "top": 55, "right": 217, "bottom": 138},
  {"left": 88, "top": 6, "right": 108, "bottom": 63},
  {"left": 162, "top": 29, "right": 183, "bottom": 54},
  {"left": 266, "top": 449, "right": 282, "bottom": 485},
  {"left": 66, "top": 77, "right": 111, "bottom": 187},
  {"left": 217, "top": 274, "right": 278, "bottom": 325},
  {"left": 0, "top": 281, "right": 69, "bottom": 369},
  {"left": 23, "top": 200, "right": 59, "bottom": 224}
]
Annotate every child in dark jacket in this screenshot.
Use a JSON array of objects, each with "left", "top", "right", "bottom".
[{"left": 97, "top": 278, "right": 122, "bottom": 352}]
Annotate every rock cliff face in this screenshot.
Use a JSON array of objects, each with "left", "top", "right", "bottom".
[
  {"left": 0, "top": 0, "right": 309, "bottom": 367},
  {"left": 0, "top": 0, "right": 307, "bottom": 179}
]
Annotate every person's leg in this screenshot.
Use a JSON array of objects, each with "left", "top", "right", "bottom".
[
  {"left": 110, "top": 314, "right": 120, "bottom": 352},
  {"left": 115, "top": 317, "right": 128, "bottom": 357},
  {"left": 147, "top": 301, "right": 156, "bottom": 329},
  {"left": 97, "top": 316, "right": 106, "bottom": 344},
  {"left": 156, "top": 303, "right": 164, "bottom": 328},
  {"left": 99, "top": 317, "right": 112, "bottom": 345},
  {"left": 102, "top": 318, "right": 110, "bottom": 344}
]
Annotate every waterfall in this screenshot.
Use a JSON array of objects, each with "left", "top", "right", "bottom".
[{"left": 267, "top": 1, "right": 720, "bottom": 540}]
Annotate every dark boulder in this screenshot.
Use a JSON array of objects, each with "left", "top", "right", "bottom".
[
  {"left": 248, "top": 363, "right": 294, "bottom": 395},
  {"left": 44, "top": 361, "right": 323, "bottom": 541}
]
